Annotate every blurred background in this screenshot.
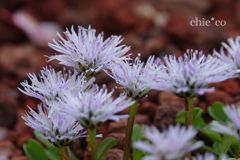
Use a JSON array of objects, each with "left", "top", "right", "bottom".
[{"left": 0, "top": 0, "right": 240, "bottom": 159}]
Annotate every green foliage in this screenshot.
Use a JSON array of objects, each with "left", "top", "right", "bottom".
[
  {"left": 23, "top": 139, "right": 48, "bottom": 160},
  {"left": 176, "top": 102, "right": 240, "bottom": 159},
  {"left": 201, "top": 126, "right": 222, "bottom": 143},
  {"left": 97, "top": 137, "right": 118, "bottom": 160},
  {"left": 208, "top": 102, "right": 227, "bottom": 123},
  {"left": 176, "top": 107, "right": 206, "bottom": 130},
  {"left": 131, "top": 125, "right": 146, "bottom": 160},
  {"left": 24, "top": 130, "right": 78, "bottom": 160}
]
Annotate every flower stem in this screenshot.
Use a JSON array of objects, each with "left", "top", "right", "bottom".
[
  {"left": 58, "top": 146, "right": 71, "bottom": 160},
  {"left": 85, "top": 75, "right": 92, "bottom": 82},
  {"left": 123, "top": 100, "right": 139, "bottom": 160},
  {"left": 87, "top": 128, "right": 97, "bottom": 160},
  {"left": 185, "top": 97, "right": 194, "bottom": 128}
]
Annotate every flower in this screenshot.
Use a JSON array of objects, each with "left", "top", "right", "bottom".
[
  {"left": 105, "top": 57, "right": 166, "bottom": 99},
  {"left": 147, "top": 49, "right": 235, "bottom": 97},
  {"left": 48, "top": 26, "right": 131, "bottom": 75},
  {"left": 18, "top": 66, "right": 96, "bottom": 102},
  {"left": 210, "top": 104, "right": 240, "bottom": 139},
  {"left": 134, "top": 124, "right": 203, "bottom": 160},
  {"left": 214, "top": 36, "right": 240, "bottom": 76},
  {"left": 22, "top": 104, "right": 86, "bottom": 147},
  {"left": 184, "top": 152, "right": 227, "bottom": 160},
  {"left": 56, "top": 87, "right": 134, "bottom": 128}
]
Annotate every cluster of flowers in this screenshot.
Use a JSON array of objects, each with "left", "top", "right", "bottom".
[{"left": 19, "top": 25, "right": 240, "bottom": 160}]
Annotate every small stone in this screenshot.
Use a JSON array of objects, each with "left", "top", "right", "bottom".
[
  {"left": 94, "top": 0, "right": 137, "bottom": 33},
  {"left": 154, "top": 102, "right": 184, "bottom": 127},
  {"left": 16, "top": 132, "right": 33, "bottom": 148},
  {"left": 108, "top": 119, "right": 128, "bottom": 134},
  {"left": 0, "top": 140, "right": 22, "bottom": 158},
  {"left": 221, "top": 79, "right": 240, "bottom": 96},
  {"left": 104, "top": 149, "right": 124, "bottom": 160},
  {"left": 105, "top": 133, "right": 125, "bottom": 149},
  {"left": 11, "top": 155, "right": 28, "bottom": 160},
  {"left": 158, "top": 91, "right": 185, "bottom": 106},
  {"left": 97, "top": 123, "right": 109, "bottom": 137},
  {"left": 163, "top": 13, "right": 195, "bottom": 42},
  {"left": 134, "top": 114, "right": 151, "bottom": 125},
  {"left": 205, "top": 89, "right": 233, "bottom": 105},
  {"left": 138, "top": 101, "right": 158, "bottom": 118}
]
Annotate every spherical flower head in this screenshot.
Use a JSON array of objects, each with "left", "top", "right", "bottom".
[
  {"left": 57, "top": 86, "right": 134, "bottom": 129},
  {"left": 18, "top": 66, "right": 96, "bottom": 102},
  {"left": 210, "top": 104, "right": 240, "bottom": 140},
  {"left": 48, "top": 25, "right": 131, "bottom": 75},
  {"left": 105, "top": 57, "right": 162, "bottom": 99},
  {"left": 214, "top": 36, "right": 240, "bottom": 77},
  {"left": 134, "top": 124, "right": 203, "bottom": 160},
  {"left": 22, "top": 104, "right": 86, "bottom": 147},
  {"left": 149, "top": 50, "right": 235, "bottom": 98}
]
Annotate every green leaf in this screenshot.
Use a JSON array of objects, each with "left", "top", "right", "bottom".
[
  {"left": 192, "top": 108, "right": 206, "bottom": 130},
  {"left": 208, "top": 102, "right": 227, "bottom": 123},
  {"left": 202, "top": 126, "right": 222, "bottom": 143},
  {"left": 228, "top": 159, "right": 240, "bottom": 160},
  {"left": 44, "top": 146, "right": 60, "bottom": 160},
  {"left": 219, "top": 134, "right": 234, "bottom": 157},
  {"left": 34, "top": 130, "right": 53, "bottom": 148},
  {"left": 213, "top": 141, "right": 222, "bottom": 153},
  {"left": 132, "top": 125, "right": 144, "bottom": 142},
  {"left": 133, "top": 149, "right": 145, "bottom": 160},
  {"left": 230, "top": 138, "right": 240, "bottom": 157},
  {"left": 176, "top": 108, "right": 206, "bottom": 130},
  {"left": 23, "top": 139, "right": 48, "bottom": 160},
  {"left": 97, "top": 137, "right": 118, "bottom": 160},
  {"left": 176, "top": 110, "right": 185, "bottom": 124},
  {"left": 131, "top": 125, "right": 146, "bottom": 160}
]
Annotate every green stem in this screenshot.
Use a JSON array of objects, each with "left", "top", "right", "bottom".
[
  {"left": 58, "top": 146, "right": 71, "bottom": 160},
  {"left": 88, "top": 128, "right": 97, "bottom": 160},
  {"left": 85, "top": 75, "right": 92, "bottom": 82},
  {"left": 64, "top": 146, "right": 71, "bottom": 160},
  {"left": 123, "top": 100, "right": 139, "bottom": 160},
  {"left": 185, "top": 97, "right": 193, "bottom": 128}
]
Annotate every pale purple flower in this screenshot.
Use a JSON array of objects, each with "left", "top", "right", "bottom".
[
  {"left": 18, "top": 66, "right": 95, "bottom": 102},
  {"left": 56, "top": 87, "right": 134, "bottom": 128},
  {"left": 134, "top": 124, "right": 203, "bottom": 160},
  {"left": 22, "top": 104, "right": 86, "bottom": 147},
  {"left": 214, "top": 36, "right": 240, "bottom": 76},
  {"left": 105, "top": 57, "right": 165, "bottom": 99},
  {"left": 147, "top": 49, "right": 235, "bottom": 97},
  {"left": 184, "top": 152, "right": 227, "bottom": 160},
  {"left": 48, "top": 25, "right": 131, "bottom": 75},
  {"left": 210, "top": 104, "right": 240, "bottom": 139}
]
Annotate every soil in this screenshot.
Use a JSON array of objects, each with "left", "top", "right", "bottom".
[{"left": 0, "top": 0, "right": 240, "bottom": 159}]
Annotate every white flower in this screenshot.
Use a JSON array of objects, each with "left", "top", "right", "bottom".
[
  {"left": 105, "top": 57, "right": 166, "bottom": 99},
  {"left": 18, "top": 66, "right": 95, "bottom": 102},
  {"left": 134, "top": 124, "right": 203, "bottom": 160},
  {"left": 22, "top": 104, "right": 86, "bottom": 147},
  {"left": 48, "top": 26, "right": 131, "bottom": 75},
  {"left": 56, "top": 87, "right": 134, "bottom": 128},
  {"left": 147, "top": 49, "right": 235, "bottom": 97},
  {"left": 214, "top": 36, "right": 240, "bottom": 76}
]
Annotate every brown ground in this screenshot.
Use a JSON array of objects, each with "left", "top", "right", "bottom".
[{"left": 0, "top": 0, "right": 240, "bottom": 159}]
